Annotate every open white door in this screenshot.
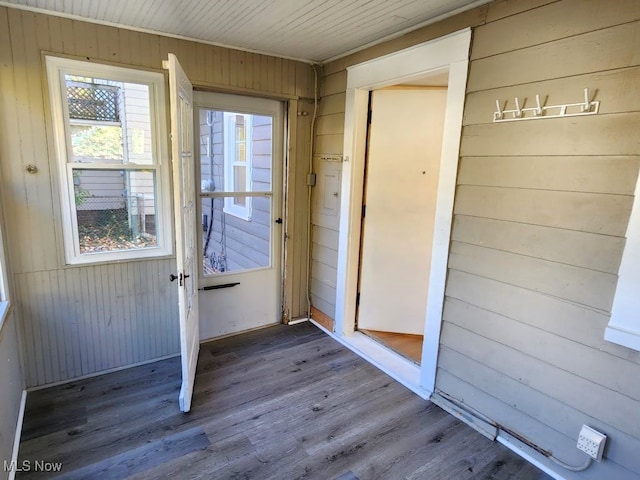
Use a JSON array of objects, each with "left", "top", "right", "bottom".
[
  {"left": 358, "top": 88, "right": 447, "bottom": 335},
  {"left": 164, "top": 53, "right": 199, "bottom": 412}
]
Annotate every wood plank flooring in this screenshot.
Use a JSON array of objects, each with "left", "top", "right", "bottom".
[
  {"left": 360, "top": 329, "right": 423, "bottom": 364},
  {"left": 17, "top": 323, "right": 550, "bottom": 480}
]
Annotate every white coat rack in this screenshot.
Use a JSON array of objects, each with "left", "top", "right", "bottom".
[{"left": 493, "top": 88, "right": 599, "bottom": 122}]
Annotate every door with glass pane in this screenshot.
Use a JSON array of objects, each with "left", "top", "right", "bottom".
[{"left": 194, "top": 92, "right": 284, "bottom": 340}]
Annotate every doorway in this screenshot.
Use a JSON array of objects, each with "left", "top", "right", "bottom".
[
  {"left": 331, "top": 29, "right": 471, "bottom": 397},
  {"left": 193, "top": 92, "right": 284, "bottom": 341},
  {"left": 357, "top": 86, "right": 448, "bottom": 365}
]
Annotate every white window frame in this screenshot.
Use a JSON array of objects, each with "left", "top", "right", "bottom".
[
  {"left": 223, "top": 112, "right": 252, "bottom": 220},
  {"left": 0, "top": 218, "right": 9, "bottom": 331},
  {"left": 46, "top": 56, "right": 172, "bottom": 265},
  {"left": 606, "top": 175, "right": 640, "bottom": 351}
]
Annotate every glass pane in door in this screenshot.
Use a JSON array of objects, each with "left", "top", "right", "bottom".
[{"left": 198, "top": 107, "right": 274, "bottom": 276}]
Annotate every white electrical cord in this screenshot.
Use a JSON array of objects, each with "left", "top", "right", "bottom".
[{"left": 548, "top": 455, "right": 593, "bottom": 472}]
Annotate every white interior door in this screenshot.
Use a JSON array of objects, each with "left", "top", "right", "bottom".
[
  {"left": 358, "top": 88, "right": 447, "bottom": 335},
  {"left": 194, "top": 92, "right": 284, "bottom": 341},
  {"left": 164, "top": 53, "right": 200, "bottom": 412}
]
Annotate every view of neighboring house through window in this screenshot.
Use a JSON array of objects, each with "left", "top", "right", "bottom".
[
  {"left": 223, "top": 112, "right": 253, "bottom": 220},
  {"left": 46, "top": 57, "right": 172, "bottom": 264},
  {"left": 199, "top": 109, "right": 273, "bottom": 275}
]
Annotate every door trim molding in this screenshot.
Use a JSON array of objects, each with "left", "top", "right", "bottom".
[{"left": 334, "top": 28, "right": 471, "bottom": 395}]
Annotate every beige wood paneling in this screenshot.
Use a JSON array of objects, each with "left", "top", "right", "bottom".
[
  {"left": 311, "top": 259, "right": 337, "bottom": 290},
  {"left": 449, "top": 241, "right": 617, "bottom": 311},
  {"left": 436, "top": 357, "right": 640, "bottom": 476},
  {"left": 461, "top": 113, "right": 640, "bottom": 157},
  {"left": 463, "top": 66, "right": 640, "bottom": 125},
  {"left": 318, "top": 92, "right": 346, "bottom": 116},
  {"left": 310, "top": 278, "right": 337, "bottom": 310},
  {"left": 468, "top": 21, "right": 640, "bottom": 92},
  {"left": 454, "top": 185, "right": 633, "bottom": 236},
  {"left": 474, "top": 0, "right": 640, "bottom": 59},
  {"left": 442, "top": 322, "right": 640, "bottom": 438},
  {"left": 452, "top": 215, "right": 625, "bottom": 274},
  {"left": 484, "top": 0, "right": 559, "bottom": 22},
  {"left": 457, "top": 156, "right": 640, "bottom": 195},
  {"left": 320, "top": 70, "right": 347, "bottom": 97},
  {"left": 310, "top": 295, "right": 335, "bottom": 322},
  {"left": 15, "top": 259, "right": 179, "bottom": 387},
  {"left": 3, "top": 9, "right": 60, "bottom": 274},
  {"left": 445, "top": 270, "right": 640, "bottom": 363},
  {"left": 316, "top": 113, "right": 345, "bottom": 136},
  {"left": 312, "top": 224, "right": 339, "bottom": 251},
  {"left": 444, "top": 298, "right": 640, "bottom": 400},
  {"left": 312, "top": 243, "right": 338, "bottom": 269},
  {"left": 314, "top": 133, "right": 344, "bottom": 154}
]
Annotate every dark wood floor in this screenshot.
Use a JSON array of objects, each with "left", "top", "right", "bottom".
[{"left": 18, "top": 323, "right": 550, "bottom": 480}]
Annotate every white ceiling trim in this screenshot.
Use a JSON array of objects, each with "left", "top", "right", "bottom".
[{"left": 0, "top": 1, "right": 315, "bottom": 64}]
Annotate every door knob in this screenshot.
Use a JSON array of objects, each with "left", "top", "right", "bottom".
[{"left": 169, "top": 274, "right": 178, "bottom": 282}]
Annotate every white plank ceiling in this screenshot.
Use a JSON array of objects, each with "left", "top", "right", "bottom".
[{"left": 0, "top": 0, "right": 488, "bottom": 62}]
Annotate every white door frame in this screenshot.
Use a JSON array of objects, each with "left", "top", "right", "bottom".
[
  {"left": 192, "top": 91, "right": 285, "bottom": 341},
  {"left": 333, "top": 28, "right": 471, "bottom": 396}
]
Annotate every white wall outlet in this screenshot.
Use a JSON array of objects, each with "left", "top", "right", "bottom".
[{"left": 577, "top": 425, "right": 607, "bottom": 462}]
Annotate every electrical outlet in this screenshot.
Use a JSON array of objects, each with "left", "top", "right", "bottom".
[{"left": 577, "top": 425, "right": 606, "bottom": 462}]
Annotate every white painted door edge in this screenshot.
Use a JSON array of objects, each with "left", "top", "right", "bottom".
[{"left": 8, "top": 390, "right": 27, "bottom": 480}]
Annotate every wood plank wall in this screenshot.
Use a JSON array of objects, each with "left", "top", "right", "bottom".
[
  {"left": 0, "top": 312, "right": 23, "bottom": 480},
  {"left": 315, "top": 0, "right": 640, "bottom": 478},
  {"left": 0, "top": 6, "right": 315, "bottom": 387}
]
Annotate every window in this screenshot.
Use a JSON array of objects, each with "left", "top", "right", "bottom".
[
  {"left": 46, "top": 57, "right": 172, "bottom": 264},
  {"left": 223, "top": 112, "right": 252, "bottom": 220},
  {"left": 606, "top": 177, "right": 640, "bottom": 351}
]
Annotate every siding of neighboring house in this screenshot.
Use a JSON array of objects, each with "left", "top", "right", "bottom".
[
  {"left": 200, "top": 111, "right": 272, "bottom": 272},
  {"left": 0, "top": 6, "right": 314, "bottom": 387},
  {"left": 313, "top": 0, "right": 640, "bottom": 478}
]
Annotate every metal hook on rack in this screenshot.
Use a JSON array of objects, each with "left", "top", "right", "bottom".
[
  {"left": 514, "top": 97, "right": 522, "bottom": 118},
  {"left": 534, "top": 95, "right": 543, "bottom": 116},
  {"left": 581, "top": 88, "right": 591, "bottom": 112},
  {"left": 494, "top": 100, "right": 504, "bottom": 121},
  {"left": 492, "top": 88, "right": 600, "bottom": 122}
]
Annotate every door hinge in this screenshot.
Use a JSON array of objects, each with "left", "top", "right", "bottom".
[
  {"left": 356, "top": 292, "right": 361, "bottom": 307},
  {"left": 367, "top": 108, "right": 372, "bottom": 124},
  {"left": 361, "top": 204, "right": 366, "bottom": 218}
]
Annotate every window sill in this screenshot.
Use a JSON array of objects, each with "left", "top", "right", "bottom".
[
  {"left": 605, "top": 325, "right": 640, "bottom": 351},
  {"left": 0, "top": 301, "right": 11, "bottom": 334}
]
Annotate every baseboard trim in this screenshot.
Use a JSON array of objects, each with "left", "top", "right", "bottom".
[
  {"left": 8, "top": 390, "right": 27, "bottom": 480},
  {"left": 497, "top": 433, "right": 566, "bottom": 480},
  {"left": 287, "top": 318, "right": 309, "bottom": 325},
  {"left": 310, "top": 306, "right": 335, "bottom": 332}
]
